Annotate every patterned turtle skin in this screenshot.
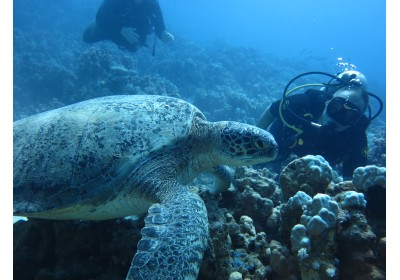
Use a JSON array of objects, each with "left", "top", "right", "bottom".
[{"left": 13, "top": 95, "right": 278, "bottom": 280}]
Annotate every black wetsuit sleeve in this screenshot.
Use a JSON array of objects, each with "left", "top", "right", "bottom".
[
  {"left": 269, "top": 99, "right": 281, "bottom": 118},
  {"left": 342, "top": 132, "right": 368, "bottom": 178},
  {"left": 96, "top": 0, "right": 125, "bottom": 34},
  {"left": 148, "top": 0, "right": 167, "bottom": 38}
]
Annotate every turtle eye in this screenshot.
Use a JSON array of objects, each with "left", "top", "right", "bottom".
[{"left": 253, "top": 137, "right": 266, "bottom": 150}]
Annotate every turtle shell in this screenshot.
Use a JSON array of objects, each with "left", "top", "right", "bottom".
[{"left": 13, "top": 95, "right": 206, "bottom": 217}]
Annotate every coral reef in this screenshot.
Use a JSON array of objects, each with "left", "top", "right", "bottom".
[
  {"left": 279, "top": 191, "right": 312, "bottom": 246},
  {"left": 336, "top": 200, "right": 385, "bottom": 280},
  {"left": 269, "top": 240, "right": 300, "bottom": 279},
  {"left": 279, "top": 155, "right": 333, "bottom": 201},
  {"left": 367, "top": 122, "right": 386, "bottom": 168},
  {"left": 14, "top": 154, "right": 386, "bottom": 279},
  {"left": 353, "top": 165, "right": 386, "bottom": 192},
  {"left": 352, "top": 165, "right": 386, "bottom": 237},
  {"left": 289, "top": 193, "right": 340, "bottom": 280}
]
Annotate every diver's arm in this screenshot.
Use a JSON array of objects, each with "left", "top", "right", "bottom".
[
  {"left": 257, "top": 104, "right": 276, "bottom": 130},
  {"left": 148, "top": 0, "right": 167, "bottom": 38},
  {"left": 150, "top": 0, "right": 174, "bottom": 43},
  {"left": 342, "top": 133, "right": 368, "bottom": 179}
]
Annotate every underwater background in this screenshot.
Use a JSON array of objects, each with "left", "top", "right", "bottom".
[
  {"left": 13, "top": 0, "right": 386, "bottom": 122},
  {"left": 13, "top": 0, "right": 387, "bottom": 279}
]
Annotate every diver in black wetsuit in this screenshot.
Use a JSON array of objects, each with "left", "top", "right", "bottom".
[
  {"left": 83, "top": 0, "right": 174, "bottom": 52},
  {"left": 257, "top": 70, "right": 382, "bottom": 179}
]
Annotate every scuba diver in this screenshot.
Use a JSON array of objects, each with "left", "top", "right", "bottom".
[
  {"left": 257, "top": 70, "right": 383, "bottom": 179},
  {"left": 83, "top": 0, "right": 174, "bottom": 53}
]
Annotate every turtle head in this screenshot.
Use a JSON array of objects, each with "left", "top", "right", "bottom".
[{"left": 215, "top": 121, "right": 278, "bottom": 165}]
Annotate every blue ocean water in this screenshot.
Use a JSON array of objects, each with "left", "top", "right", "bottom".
[
  {"left": 161, "top": 0, "right": 386, "bottom": 103},
  {"left": 13, "top": 0, "right": 386, "bottom": 121}
]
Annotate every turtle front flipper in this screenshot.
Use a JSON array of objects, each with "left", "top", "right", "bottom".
[
  {"left": 208, "top": 165, "right": 234, "bottom": 193},
  {"left": 127, "top": 187, "right": 208, "bottom": 280}
]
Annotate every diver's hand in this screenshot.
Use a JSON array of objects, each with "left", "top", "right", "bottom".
[
  {"left": 160, "top": 31, "right": 174, "bottom": 44},
  {"left": 120, "top": 27, "right": 140, "bottom": 45}
]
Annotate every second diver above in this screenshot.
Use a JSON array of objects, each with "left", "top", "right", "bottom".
[{"left": 83, "top": 0, "right": 174, "bottom": 52}]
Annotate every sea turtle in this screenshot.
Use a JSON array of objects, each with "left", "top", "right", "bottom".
[{"left": 13, "top": 95, "right": 278, "bottom": 279}]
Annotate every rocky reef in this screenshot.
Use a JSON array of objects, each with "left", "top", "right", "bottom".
[{"left": 14, "top": 155, "right": 386, "bottom": 279}]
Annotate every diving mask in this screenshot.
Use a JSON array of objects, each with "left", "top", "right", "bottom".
[{"left": 326, "top": 97, "right": 362, "bottom": 126}]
